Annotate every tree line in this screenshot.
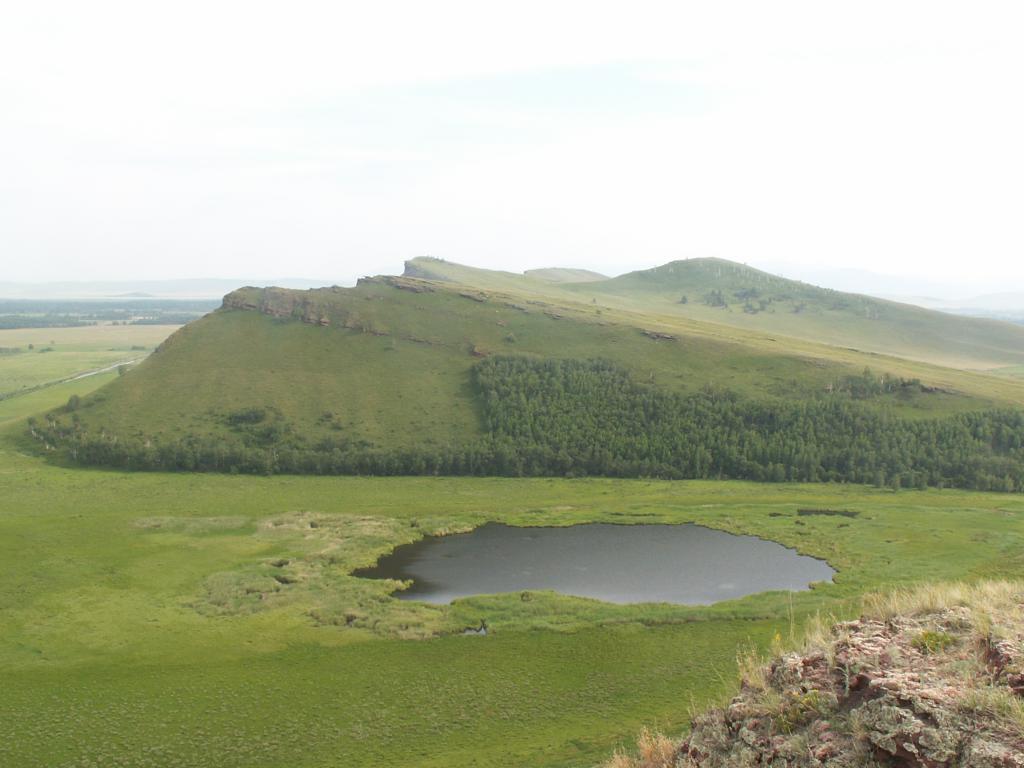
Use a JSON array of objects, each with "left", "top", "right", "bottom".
[{"left": 29, "top": 356, "right": 1024, "bottom": 491}]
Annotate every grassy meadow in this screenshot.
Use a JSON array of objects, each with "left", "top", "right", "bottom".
[
  {"left": 3, "top": 413, "right": 1024, "bottom": 766},
  {"left": 0, "top": 324, "right": 179, "bottom": 396},
  {"left": 0, "top": 371, "right": 120, "bottom": 429}
]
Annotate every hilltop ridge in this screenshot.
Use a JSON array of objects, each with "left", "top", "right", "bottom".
[
  {"left": 399, "top": 256, "right": 1024, "bottom": 371},
  {"left": 524, "top": 267, "right": 608, "bottom": 283},
  {"left": 567, "top": 257, "right": 1024, "bottom": 371}
]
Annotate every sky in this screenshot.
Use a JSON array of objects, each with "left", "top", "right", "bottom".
[{"left": 2, "top": 1, "right": 1023, "bottom": 293}]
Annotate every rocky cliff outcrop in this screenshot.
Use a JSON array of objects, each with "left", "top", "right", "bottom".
[
  {"left": 607, "top": 582, "right": 1024, "bottom": 768},
  {"left": 402, "top": 257, "right": 453, "bottom": 281},
  {"left": 221, "top": 279, "right": 437, "bottom": 330},
  {"left": 221, "top": 286, "right": 339, "bottom": 326},
  {"left": 220, "top": 282, "right": 414, "bottom": 337}
]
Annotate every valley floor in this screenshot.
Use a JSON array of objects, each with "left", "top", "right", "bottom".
[
  {"left": 0, "top": 323, "right": 176, "bottom": 397},
  {"left": 3, "top": 409, "right": 1024, "bottom": 766}
]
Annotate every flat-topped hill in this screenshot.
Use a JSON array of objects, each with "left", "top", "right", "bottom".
[{"left": 31, "top": 259, "right": 1024, "bottom": 487}]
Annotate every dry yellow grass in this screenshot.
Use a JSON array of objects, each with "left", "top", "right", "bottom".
[
  {"left": 603, "top": 727, "right": 679, "bottom": 768},
  {"left": 603, "top": 580, "right": 1024, "bottom": 768},
  {"left": 861, "top": 579, "right": 1024, "bottom": 624}
]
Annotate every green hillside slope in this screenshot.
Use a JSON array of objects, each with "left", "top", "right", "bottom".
[
  {"left": 524, "top": 267, "right": 608, "bottom": 283},
  {"left": 556, "top": 257, "right": 1024, "bottom": 370},
  {"left": 32, "top": 261, "right": 1024, "bottom": 487},
  {"left": 58, "top": 276, "right": 894, "bottom": 449}
]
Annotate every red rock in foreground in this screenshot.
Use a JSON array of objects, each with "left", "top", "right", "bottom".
[{"left": 607, "top": 582, "right": 1024, "bottom": 768}]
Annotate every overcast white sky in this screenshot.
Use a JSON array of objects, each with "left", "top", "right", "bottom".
[{"left": 2, "top": 1, "right": 1023, "bottom": 291}]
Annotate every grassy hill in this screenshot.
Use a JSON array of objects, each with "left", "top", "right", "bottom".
[
  {"left": 399, "top": 256, "right": 1024, "bottom": 385},
  {"left": 554, "top": 257, "right": 1024, "bottom": 371},
  {"left": 400, "top": 256, "right": 1024, "bottom": 370},
  {"left": 64, "top": 273, "right": 1023, "bottom": 439},
  {"left": 37, "top": 259, "right": 1024, "bottom": 486},
  {"left": 58, "top": 277, "right": 854, "bottom": 451}
]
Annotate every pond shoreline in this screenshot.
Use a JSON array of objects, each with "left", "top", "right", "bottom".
[{"left": 354, "top": 521, "right": 836, "bottom": 606}]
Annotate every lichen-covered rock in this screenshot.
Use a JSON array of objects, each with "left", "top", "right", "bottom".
[
  {"left": 609, "top": 582, "right": 1024, "bottom": 768},
  {"left": 963, "top": 739, "right": 1024, "bottom": 768},
  {"left": 858, "top": 699, "right": 961, "bottom": 766}
]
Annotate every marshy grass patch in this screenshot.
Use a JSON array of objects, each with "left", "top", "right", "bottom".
[{"left": 4, "top": 430, "right": 1024, "bottom": 768}]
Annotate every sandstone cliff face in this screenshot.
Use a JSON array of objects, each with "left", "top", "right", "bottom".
[{"left": 607, "top": 582, "right": 1024, "bottom": 768}]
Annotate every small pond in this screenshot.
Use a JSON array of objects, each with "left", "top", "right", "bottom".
[{"left": 354, "top": 522, "right": 834, "bottom": 605}]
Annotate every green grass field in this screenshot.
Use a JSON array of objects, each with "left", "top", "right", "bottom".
[
  {"left": 3, "top": 411, "right": 1024, "bottom": 766},
  {"left": 0, "top": 371, "right": 119, "bottom": 429},
  {"left": 0, "top": 324, "right": 179, "bottom": 396}
]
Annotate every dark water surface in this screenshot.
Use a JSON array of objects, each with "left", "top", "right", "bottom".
[{"left": 354, "top": 523, "right": 834, "bottom": 605}]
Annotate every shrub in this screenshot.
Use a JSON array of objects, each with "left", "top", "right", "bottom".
[{"left": 912, "top": 630, "right": 956, "bottom": 654}]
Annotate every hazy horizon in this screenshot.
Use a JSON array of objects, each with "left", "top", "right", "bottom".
[{"left": 1, "top": 256, "right": 1022, "bottom": 306}]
